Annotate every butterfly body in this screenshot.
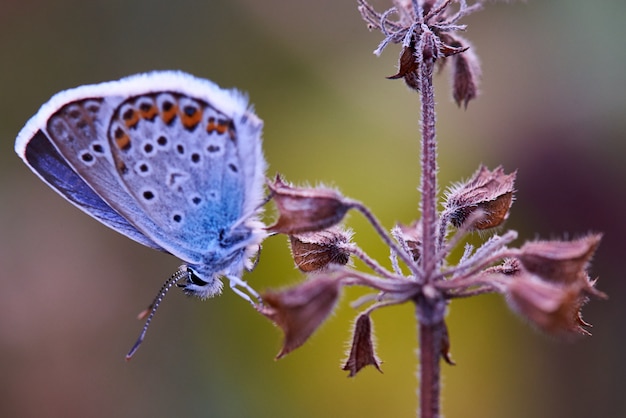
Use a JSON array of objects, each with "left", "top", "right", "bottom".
[{"left": 15, "top": 71, "right": 267, "bottom": 299}]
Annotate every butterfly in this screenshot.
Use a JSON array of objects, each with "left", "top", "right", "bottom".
[{"left": 15, "top": 71, "right": 268, "bottom": 357}]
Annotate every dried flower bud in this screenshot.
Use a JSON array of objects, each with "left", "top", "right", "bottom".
[
  {"left": 342, "top": 313, "right": 382, "bottom": 377},
  {"left": 388, "top": 44, "right": 420, "bottom": 91},
  {"left": 289, "top": 227, "right": 352, "bottom": 272},
  {"left": 517, "top": 235, "right": 603, "bottom": 295},
  {"left": 451, "top": 40, "right": 480, "bottom": 108},
  {"left": 506, "top": 272, "right": 598, "bottom": 337},
  {"left": 444, "top": 165, "right": 516, "bottom": 230},
  {"left": 358, "top": 0, "right": 485, "bottom": 101},
  {"left": 259, "top": 276, "right": 341, "bottom": 359},
  {"left": 392, "top": 221, "right": 422, "bottom": 262},
  {"left": 440, "top": 321, "right": 455, "bottom": 365},
  {"left": 268, "top": 175, "right": 352, "bottom": 234}
]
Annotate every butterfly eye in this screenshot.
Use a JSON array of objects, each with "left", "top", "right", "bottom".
[{"left": 187, "top": 269, "right": 208, "bottom": 286}]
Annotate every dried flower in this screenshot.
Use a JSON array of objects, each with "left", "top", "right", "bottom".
[
  {"left": 289, "top": 227, "right": 353, "bottom": 272},
  {"left": 358, "top": 0, "right": 484, "bottom": 106},
  {"left": 392, "top": 221, "right": 422, "bottom": 262},
  {"left": 342, "top": 313, "right": 383, "bottom": 377},
  {"left": 517, "top": 235, "right": 603, "bottom": 291},
  {"left": 451, "top": 39, "right": 480, "bottom": 108},
  {"left": 500, "top": 236, "right": 606, "bottom": 336},
  {"left": 440, "top": 322, "right": 455, "bottom": 365},
  {"left": 444, "top": 165, "right": 516, "bottom": 230},
  {"left": 267, "top": 175, "right": 353, "bottom": 234},
  {"left": 259, "top": 276, "right": 341, "bottom": 359},
  {"left": 506, "top": 271, "right": 598, "bottom": 337}
]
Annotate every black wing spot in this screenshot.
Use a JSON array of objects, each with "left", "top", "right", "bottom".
[{"left": 80, "top": 152, "right": 94, "bottom": 163}]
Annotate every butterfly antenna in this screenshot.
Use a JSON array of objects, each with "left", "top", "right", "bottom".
[{"left": 125, "top": 266, "right": 189, "bottom": 361}]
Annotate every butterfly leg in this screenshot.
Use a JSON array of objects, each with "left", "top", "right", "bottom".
[{"left": 226, "top": 275, "right": 261, "bottom": 306}]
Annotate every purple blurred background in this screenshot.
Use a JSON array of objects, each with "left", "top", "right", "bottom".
[{"left": 1, "top": 1, "right": 624, "bottom": 417}]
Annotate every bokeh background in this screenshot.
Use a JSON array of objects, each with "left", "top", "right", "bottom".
[{"left": 1, "top": 0, "right": 625, "bottom": 417}]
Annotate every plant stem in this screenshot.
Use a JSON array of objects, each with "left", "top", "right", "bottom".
[
  {"left": 417, "top": 29, "right": 442, "bottom": 418},
  {"left": 418, "top": 320, "right": 443, "bottom": 418},
  {"left": 351, "top": 201, "right": 422, "bottom": 278},
  {"left": 419, "top": 33, "right": 438, "bottom": 277}
]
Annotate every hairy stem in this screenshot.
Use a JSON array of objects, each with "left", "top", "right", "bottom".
[
  {"left": 418, "top": 320, "right": 443, "bottom": 418},
  {"left": 417, "top": 29, "right": 442, "bottom": 418},
  {"left": 351, "top": 200, "right": 422, "bottom": 278},
  {"left": 419, "top": 32, "right": 438, "bottom": 277},
  {"left": 348, "top": 244, "right": 405, "bottom": 280}
]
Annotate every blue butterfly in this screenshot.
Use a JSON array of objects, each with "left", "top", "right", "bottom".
[{"left": 15, "top": 71, "right": 268, "bottom": 356}]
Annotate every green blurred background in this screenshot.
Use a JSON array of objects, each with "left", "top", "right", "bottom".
[{"left": 1, "top": 0, "right": 624, "bottom": 417}]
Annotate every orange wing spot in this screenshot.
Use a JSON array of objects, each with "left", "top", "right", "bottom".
[
  {"left": 160, "top": 101, "right": 178, "bottom": 124},
  {"left": 122, "top": 108, "right": 140, "bottom": 129},
  {"left": 206, "top": 116, "right": 217, "bottom": 133},
  {"left": 139, "top": 101, "right": 158, "bottom": 121},
  {"left": 180, "top": 105, "right": 202, "bottom": 130},
  {"left": 114, "top": 127, "right": 131, "bottom": 151},
  {"left": 216, "top": 119, "right": 229, "bottom": 135}
]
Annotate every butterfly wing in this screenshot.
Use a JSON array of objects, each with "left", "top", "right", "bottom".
[{"left": 15, "top": 72, "right": 267, "bottom": 266}]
